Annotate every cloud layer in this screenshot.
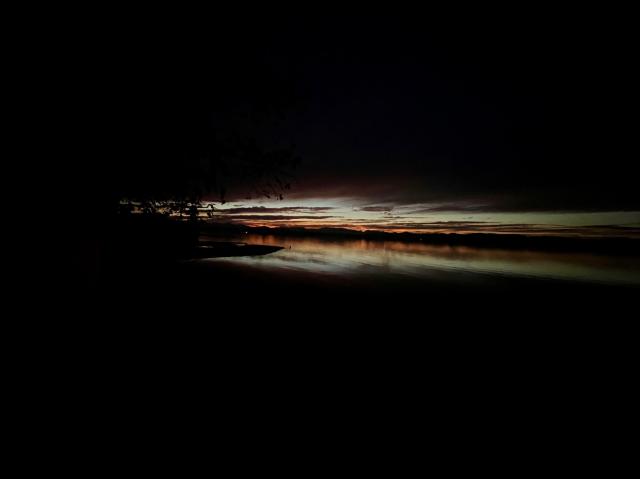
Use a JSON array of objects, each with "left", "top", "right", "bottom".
[{"left": 208, "top": 201, "right": 640, "bottom": 238}]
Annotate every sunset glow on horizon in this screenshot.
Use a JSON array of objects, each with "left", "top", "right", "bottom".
[{"left": 197, "top": 198, "right": 640, "bottom": 238}]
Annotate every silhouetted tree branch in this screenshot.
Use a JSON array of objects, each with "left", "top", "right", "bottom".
[{"left": 103, "top": 46, "right": 303, "bottom": 219}]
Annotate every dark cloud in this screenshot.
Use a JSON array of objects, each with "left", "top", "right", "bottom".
[
  {"left": 217, "top": 206, "right": 334, "bottom": 214},
  {"left": 358, "top": 222, "right": 640, "bottom": 237},
  {"left": 407, "top": 204, "right": 491, "bottom": 214},
  {"left": 283, "top": 176, "right": 640, "bottom": 213},
  {"left": 207, "top": 206, "right": 640, "bottom": 236},
  {"left": 219, "top": 215, "right": 336, "bottom": 221},
  {"left": 356, "top": 206, "right": 394, "bottom": 213},
  {"left": 411, "top": 221, "right": 495, "bottom": 225}
]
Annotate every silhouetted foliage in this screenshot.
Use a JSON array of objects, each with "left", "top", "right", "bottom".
[{"left": 93, "top": 40, "right": 303, "bottom": 218}]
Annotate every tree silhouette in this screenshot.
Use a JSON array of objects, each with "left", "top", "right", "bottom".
[{"left": 99, "top": 44, "right": 303, "bottom": 221}]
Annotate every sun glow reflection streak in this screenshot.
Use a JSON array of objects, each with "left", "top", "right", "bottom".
[{"left": 202, "top": 234, "right": 640, "bottom": 286}]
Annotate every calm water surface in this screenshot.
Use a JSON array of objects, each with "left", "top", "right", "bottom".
[{"left": 201, "top": 234, "right": 640, "bottom": 286}]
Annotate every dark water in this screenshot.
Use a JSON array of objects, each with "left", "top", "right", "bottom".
[
  {"left": 200, "top": 234, "right": 640, "bottom": 287},
  {"left": 86, "top": 233, "right": 639, "bottom": 375}
]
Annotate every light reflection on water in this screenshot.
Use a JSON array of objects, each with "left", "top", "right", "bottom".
[{"left": 202, "top": 234, "right": 640, "bottom": 286}]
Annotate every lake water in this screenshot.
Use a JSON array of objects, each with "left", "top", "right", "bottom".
[{"left": 201, "top": 234, "right": 640, "bottom": 287}]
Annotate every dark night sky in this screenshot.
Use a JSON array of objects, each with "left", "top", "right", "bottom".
[
  {"left": 61, "top": 9, "right": 639, "bottom": 233},
  {"left": 257, "top": 14, "right": 638, "bottom": 213}
]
